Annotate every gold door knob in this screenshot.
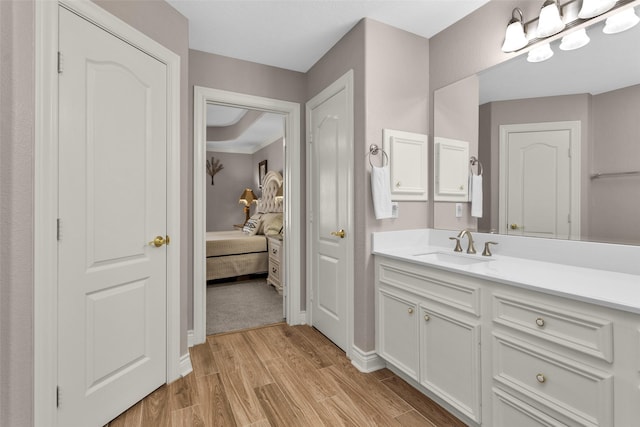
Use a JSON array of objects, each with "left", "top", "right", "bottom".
[
  {"left": 510, "top": 223, "right": 519, "bottom": 230},
  {"left": 331, "top": 229, "right": 346, "bottom": 239},
  {"left": 148, "top": 236, "right": 166, "bottom": 247}
]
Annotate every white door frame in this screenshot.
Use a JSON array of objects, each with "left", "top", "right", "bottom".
[
  {"left": 34, "top": 1, "right": 182, "bottom": 425},
  {"left": 192, "top": 86, "right": 302, "bottom": 346},
  {"left": 305, "top": 70, "right": 355, "bottom": 359},
  {"left": 499, "top": 121, "right": 581, "bottom": 239}
]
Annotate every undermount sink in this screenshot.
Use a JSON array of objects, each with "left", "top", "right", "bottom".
[{"left": 412, "top": 251, "right": 493, "bottom": 266}]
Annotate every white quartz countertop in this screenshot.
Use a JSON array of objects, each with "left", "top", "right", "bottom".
[{"left": 373, "top": 230, "right": 640, "bottom": 315}]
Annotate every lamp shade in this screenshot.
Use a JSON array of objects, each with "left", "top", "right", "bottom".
[
  {"left": 239, "top": 188, "right": 257, "bottom": 205},
  {"left": 578, "top": 0, "right": 616, "bottom": 19},
  {"left": 560, "top": 28, "right": 590, "bottom": 50},
  {"left": 527, "top": 43, "right": 554, "bottom": 62},
  {"left": 603, "top": 7, "right": 640, "bottom": 34},
  {"left": 502, "top": 8, "right": 528, "bottom": 52},
  {"left": 537, "top": 0, "right": 565, "bottom": 38}
]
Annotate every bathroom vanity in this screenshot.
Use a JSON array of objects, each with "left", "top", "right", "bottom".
[{"left": 373, "top": 229, "right": 640, "bottom": 427}]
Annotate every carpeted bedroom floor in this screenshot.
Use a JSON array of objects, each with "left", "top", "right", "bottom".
[{"left": 206, "top": 277, "right": 284, "bottom": 335}]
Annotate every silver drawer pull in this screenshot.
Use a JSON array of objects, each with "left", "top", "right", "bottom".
[
  {"left": 424, "top": 314, "right": 430, "bottom": 321},
  {"left": 536, "top": 373, "right": 546, "bottom": 383},
  {"left": 407, "top": 307, "right": 414, "bottom": 314},
  {"left": 536, "top": 317, "right": 545, "bottom": 327}
]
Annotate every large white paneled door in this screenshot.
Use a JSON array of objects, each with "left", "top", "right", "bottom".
[
  {"left": 57, "top": 7, "right": 168, "bottom": 426},
  {"left": 499, "top": 121, "right": 581, "bottom": 240},
  {"left": 306, "top": 71, "right": 354, "bottom": 353}
]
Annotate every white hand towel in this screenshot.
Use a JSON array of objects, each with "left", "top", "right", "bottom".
[
  {"left": 371, "top": 165, "right": 393, "bottom": 220},
  {"left": 471, "top": 174, "right": 483, "bottom": 218}
]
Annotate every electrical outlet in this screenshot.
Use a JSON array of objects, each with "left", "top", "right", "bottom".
[{"left": 455, "top": 203, "right": 463, "bottom": 218}]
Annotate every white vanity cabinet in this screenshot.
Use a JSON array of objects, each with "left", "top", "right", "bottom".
[
  {"left": 375, "top": 257, "right": 483, "bottom": 423},
  {"left": 374, "top": 253, "right": 640, "bottom": 427}
]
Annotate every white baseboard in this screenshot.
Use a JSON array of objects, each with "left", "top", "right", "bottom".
[
  {"left": 350, "top": 345, "right": 386, "bottom": 373},
  {"left": 187, "top": 329, "right": 196, "bottom": 348},
  {"left": 289, "top": 310, "right": 307, "bottom": 325},
  {"left": 178, "top": 352, "right": 193, "bottom": 377}
]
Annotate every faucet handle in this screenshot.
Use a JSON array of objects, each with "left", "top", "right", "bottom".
[
  {"left": 482, "top": 241, "right": 498, "bottom": 257},
  {"left": 449, "top": 237, "right": 463, "bottom": 252}
]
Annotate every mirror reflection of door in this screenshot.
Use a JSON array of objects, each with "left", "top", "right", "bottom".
[{"left": 499, "top": 122, "right": 581, "bottom": 240}]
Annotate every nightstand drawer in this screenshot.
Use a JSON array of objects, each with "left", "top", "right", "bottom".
[
  {"left": 268, "top": 238, "right": 281, "bottom": 259},
  {"left": 493, "top": 333, "right": 612, "bottom": 427},
  {"left": 269, "top": 261, "right": 280, "bottom": 282}
]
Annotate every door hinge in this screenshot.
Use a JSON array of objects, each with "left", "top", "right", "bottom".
[
  {"left": 57, "top": 218, "right": 61, "bottom": 241},
  {"left": 56, "top": 386, "right": 60, "bottom": 408},
  {"left": 57, "top": 51, "right": 63, "bottom": 74}
]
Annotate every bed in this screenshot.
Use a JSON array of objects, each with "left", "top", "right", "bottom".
[{"left": 206, "top": 171, "right": 283, "bottom": 281}]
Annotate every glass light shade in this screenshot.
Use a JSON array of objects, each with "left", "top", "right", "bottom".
[
  {"left": 603, "top": 8, "right": 640, "bottom": 34},
  {"left": 537, "top": 1, "right": 565, "bottom": 38},
  {"left": 560, "top": 28, "right": 590, "bottom": 50},
  {"left": 578, "top": 0, "right": 616, "bottom": 19},
  {"left": 502, "top": 20, "right": 528, "bottom": 52},
  {"left": 527, "top": 43, "right": 554, "bottom": 62}
]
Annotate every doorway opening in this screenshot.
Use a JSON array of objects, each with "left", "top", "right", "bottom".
[{"left": 192, "top": 86, "right": 302, "bottom": 346}]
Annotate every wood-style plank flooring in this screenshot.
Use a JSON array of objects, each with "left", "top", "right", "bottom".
[{"left": 106, "top": 323, "right": 466, "bottom": 426}]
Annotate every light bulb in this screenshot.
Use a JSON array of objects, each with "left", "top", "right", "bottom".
[
  {"left": 603, "top": 7, "right": 640, "bottom": 34},
  {"left": 537, "top": 0, "right": 565, "bottom": 38},
  {"left": 560, "top": 28, "right": 590, "bottom": 51},
  {"left": 527, "top": 43, "right": 554, "bottom": 62}
]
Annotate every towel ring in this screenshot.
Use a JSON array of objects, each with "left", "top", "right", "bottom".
[
  {"left": 470, "top": 156, "right": 483, "bottom": 176},
  {"left": 369, "top": 144, "right": 389, "bottom": 168}
]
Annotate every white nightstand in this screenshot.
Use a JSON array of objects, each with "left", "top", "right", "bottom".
[{"left": 266, "top": 235, "right": 283, "bottom": 294}]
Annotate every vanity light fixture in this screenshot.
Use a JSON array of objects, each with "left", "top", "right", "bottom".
[
  {"left": 603, "top": 6, "right": 640, "bottom": 34},
  {"left": 502, "top": 8, "right": 528, "bottom": 52},
  {"left": 537, "top": 0, "right": 565, "bottom": 38},
  {"left": 527, "top": 42, "right": 554, "bottom": 62},
  {"left": 578, "top": 0, "right": 617, "bottom": 19},
  {"left": 560, "top": 28, "right": 590, "bottom": 50}
]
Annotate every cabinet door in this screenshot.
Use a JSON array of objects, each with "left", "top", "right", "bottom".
[
  {"left": 383, "top": 129, "right": 428, "bottom": 201},
  {"left": 420, "top": 305, "right": 481, "bottom": 423},
  {"left": 378, "top": 290, "right": 419, "bottom": 380},
  {"left": 434, "top": 137, "right": 469, "bottom": 201}
]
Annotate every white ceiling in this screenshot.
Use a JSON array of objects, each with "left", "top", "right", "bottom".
[
  {"left": 206, "top": 104, "right": 248, "bottom": 126},
  {"left": 166, "top": 0, "right": 490, "bottom": 72},
  {"left": 206, "top": 106, "right": 285, "bottom": 154}
]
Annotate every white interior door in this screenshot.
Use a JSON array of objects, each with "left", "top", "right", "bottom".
[
  {"left": 501, "top": 126, "right": 574, "bottom": 239},
  {"left": 58, "top": 7, "right": 168, "bottom": 426},
  {"left": 307, "top": 71, "right": 353, "bottom": 352}
]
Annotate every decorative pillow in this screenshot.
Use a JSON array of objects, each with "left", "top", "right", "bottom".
[
  {"left": 242, "top": 218, "right": 262, "bottom": 235},
  {"left": 262, "top": 213, "right": 283, "bottom": 236}
]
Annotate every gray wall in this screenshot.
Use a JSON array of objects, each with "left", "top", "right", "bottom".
[
  {"left": 252, "top": 138, "right": 284, "bottom": 189},
  {"left": 589, "top": 84, "right": 640, "bottom": 244},
  {"left": 1, "top": 2, "right": 35, "bottom": 426},
  {"left": 205, "top": 152, "right": 254, "bottom": 231}
]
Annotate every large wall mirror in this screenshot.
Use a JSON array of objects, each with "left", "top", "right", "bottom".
[{"left": 435, "top": 12, "right": 640, "bottom": 246}]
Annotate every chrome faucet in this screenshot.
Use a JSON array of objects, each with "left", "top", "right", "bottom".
[{"left": 457, "top": 229, "right": 476, "bottom": 254}]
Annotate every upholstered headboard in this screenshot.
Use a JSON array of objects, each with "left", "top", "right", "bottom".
[{"left": 258, "top": 171, "right": 283, "bottom": 213}]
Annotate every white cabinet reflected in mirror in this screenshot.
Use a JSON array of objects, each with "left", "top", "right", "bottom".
[{"left": 434, "top": 137, "right": 469, "bottom": 202}]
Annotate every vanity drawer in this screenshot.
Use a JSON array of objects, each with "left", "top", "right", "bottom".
[
  {"left": 493, "top": 388, "right": 567, "bottom": 427},
  {"left": 493, "top": 293, "right": 613, "bottom": 362},
  {"left": 493, "top": 333, "right": 613, "bottom": 427},
  {"left": 378, "top": 260, "right": 481, "bottom": 316}
]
